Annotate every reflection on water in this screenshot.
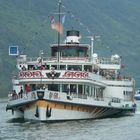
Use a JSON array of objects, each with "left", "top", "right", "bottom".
[
  {"left": 0, "top": 100, "right": 140, "bottom": 140},
  {"left": 7, "top": 118, "right": 26, "bottom": 123}
]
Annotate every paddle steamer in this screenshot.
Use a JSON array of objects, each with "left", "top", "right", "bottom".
[{"left": 6, "top": 1, "right": 136, "bottom": 122}]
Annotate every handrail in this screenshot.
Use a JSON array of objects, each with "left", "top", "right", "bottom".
[
  {"left": 96, "top": 57, "right": 121, "bottom": 65},
  {"left": 17, "top": 56, "right": 121, "bottom": 65}
]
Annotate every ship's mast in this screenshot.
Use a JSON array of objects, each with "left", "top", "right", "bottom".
[{"left": 57, "top": 0, "right": 61, "bottom": 69}]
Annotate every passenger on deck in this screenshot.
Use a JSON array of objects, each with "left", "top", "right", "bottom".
[
  {"left": 93, "top": 69, "right": 98, "bottom": 74},
  {"left": 132, "top": 102, "right": 137, "bottom": 113},
  {"left": 12, "top": 90, "right": 17, "bottom": 100},
  {"left": 32, "top": 84, "right": 37, "bottom": 91},
  {"left": 25, "top": 84, "right": 31, "bottom": 94},
  {"left": 117, "top": 73, "right": 122, "bottom": 80},
  {"left": 18, "top": 87, "right": 23, "bottom": 98},
  {"left": 22, "top": 65, "right": 26, "bottom": 71},
  {"left": 33, "top": 64, "right": 38, "bottom": 70},
  {"left": 71, "top": 86, "right": 76, "bottom": 94},
  {"left": 65, "top": 85, "right": 70, "bottom": 95},
  {"left": 40, "top": 65, "right": 45, "bottom": 70},
  {"left": 44, "top": 85, "right": 48, "bottom": 93}
]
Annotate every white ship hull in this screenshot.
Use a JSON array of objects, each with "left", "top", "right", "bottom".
[{"left": 7, "top": 96, "right": 134, "bottom": 122}]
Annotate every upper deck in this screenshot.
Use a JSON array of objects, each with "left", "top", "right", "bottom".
[
  {"left": 17, "top": 30, "right": 121, "bottom": 70},
  {"left": 15, "top": 57, "right": 132, "bottom": 87},
  {"left": 17, "top": 54, "right": 121, "bottom": 70}
]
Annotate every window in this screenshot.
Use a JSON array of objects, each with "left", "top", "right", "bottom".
[
  {"left": 67, "top": 65, "right": 82, "bottom": 71},
  {"left": 51, "top": 65, "right": 57, "bottom": 70},
  {"left": 77, "top": 47, "right": 87, "bottom": 57},
  {"left": 70, "top": 84, "right": 77, "bottom": 94},
  {"left": 62, "top": 84, "right": 69, "bottom": 93},
  {"left": 62, "top": 47, "right": 77, "bottom": 57},
  {"left": 60, "top": 65, "right": 66, "bottom": 70},
  {"left": 45, "top": 65, "right": 50, "bottom": 70},
  {"left": 78, "top": 85, "right": 83, "bottom": 94},
  {"left": 28, "top": 65, "right": 34, "bottom": 70},
  {"left": 84, "top": 65, "right": 92, "bottom": 72},
  {"left": 123, "top": 91, "right": 133, "bottom": 101},
  {"left": 84, "top": 85, "right": 90, "bottom": 95},
  {"left": 48, "top": 84, "right": 60, "bottom": 91}
]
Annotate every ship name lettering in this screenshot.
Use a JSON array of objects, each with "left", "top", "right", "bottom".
[
  {"left": 19, "top": 71, "right": 43, "bottom": 78},
  {"left": 62, "top": 71, "right": 89, "bottom": 79}
]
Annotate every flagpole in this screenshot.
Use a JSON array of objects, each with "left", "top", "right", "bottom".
[{"left": 57, "top": 0, "right": 61, "bottom": 69}]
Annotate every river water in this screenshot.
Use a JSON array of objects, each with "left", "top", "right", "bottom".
[{"left": 0, "top": 99, "right": 140, "bottom": 140}]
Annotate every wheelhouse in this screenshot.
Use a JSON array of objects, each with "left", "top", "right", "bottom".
[{"left": 51, "top": 44, "right": 89, "bottom": 58}]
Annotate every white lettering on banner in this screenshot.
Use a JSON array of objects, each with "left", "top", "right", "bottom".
[
  {"left": 19, "top": 71, "right": 43, "bottom": 78},
  {"left": 19, "top": 70, "right": 89, "bottom": 79},
  {"left": 62, "top": 71, "right": 89, "bottom": 79}
]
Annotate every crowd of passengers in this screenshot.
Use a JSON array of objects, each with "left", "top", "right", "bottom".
[
  {"left": 10, "top": 84, "right": 76, "bottom": 100},
  {"left": 9, "top": 84, "right": 32, "bottom": 100}
]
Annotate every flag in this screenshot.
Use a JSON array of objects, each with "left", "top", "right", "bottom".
[
  {"left": 50, "top": 16, "right": 55, "bottom": 24},
  {"left": 51, "top": 23, "right": 63, "bottom": 34},
  {"left": 121, "top": 64, "right": 125, "bottom": 69},
  {"left": 61, "top": 15, "right": 66, "bottom": 24},
  {"left": 50, "top": 16, "right": 63, "bottom": 34}
]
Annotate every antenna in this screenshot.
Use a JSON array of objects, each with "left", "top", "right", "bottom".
[
  {"left": 87, "top": 35, "right": 101, "bottom": 57},
  {"left": 87, "top": 36, "right": 94, "bottom": 58},
  {"left": 87, "top": 36, "right": 94, "bottom": 47}
]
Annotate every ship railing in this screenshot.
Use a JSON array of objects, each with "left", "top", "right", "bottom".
[
  {"left": 8, "top": 93, "right": 18, "bottom": 101},
  {"left": 26, "top": 57, "right": 53, "bottom": 62},
  {"left": 18, "top": 56, "right": 121, "bottom": 65},
  {"left": 98, "top": 70, "right": 132, "bottom": 82},
  {"left": 103, "top": 75, "right": 132, "bottom": 82},
  {"left": 16, "top": 57, "right": 52, "bottom": 63},
  {"left": 25, "top": 57, "right": 90, "bottom": 62},
  {"left": 60, "top": 57, "right": 90, "bottom": 62},
  {"left": 8, "top": 90, "right": 38, "bottom": 101},
  {"left": 8, "top": 92, "right": 26, "bottom": 101},
  {"left": 95, "top": 57, "right": 121, "bottom": 65}
]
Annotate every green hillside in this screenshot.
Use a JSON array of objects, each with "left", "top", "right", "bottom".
[{"left": 0, "top": 0, "right": 140, "bottom": 97}]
